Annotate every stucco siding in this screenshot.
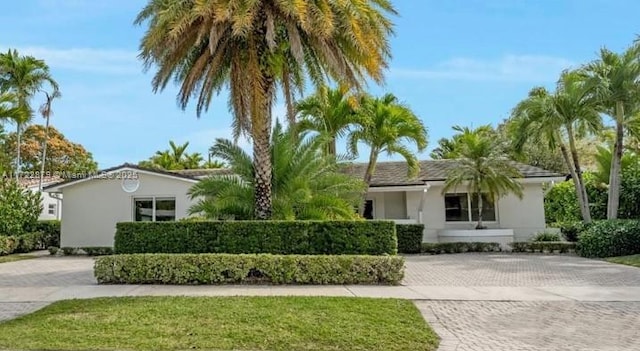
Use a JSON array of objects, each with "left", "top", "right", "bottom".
[
  {"left": 59, "top": 173, "right": 196, "bottom": 247},
  {"left": 383, "top": 192, "right": 407, "bottom": 219}
]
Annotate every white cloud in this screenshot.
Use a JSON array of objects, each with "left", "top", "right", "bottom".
[
  {"left": 0, "top": 46, "right": 140, "bottom": 74},
  {"left": 390, "top": 55, "right": 575, "bottom": 83}
]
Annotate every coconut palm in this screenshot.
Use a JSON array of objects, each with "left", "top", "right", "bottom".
[
  {"left": 135, "top": 0, "right": 396, "bottom": 219},
  {"left": 583, "top": 43, "right": 640, "bottom": 219},
  {"left": 189, "top": 122, "right": 364, "bottom": 220},
  {"left": 38, "top": 90, "right": 61, "bottom": 190},
  {"left": 348, "top": 93, "right": 427, "bottom": 213},
  {"left": 442, "top": 126, "right": 524, "bottom": 229},
  {"left": 295, "top": 85, "right": 360, "bottom": 156},
  {"left": 0, "top": 49, "right": 59, "bottom": 178},
  {"left": 510, "top": 71, "right": 602, "bottom": 223}
]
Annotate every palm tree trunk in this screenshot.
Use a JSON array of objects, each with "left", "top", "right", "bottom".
[
  {"left": 476, "top": 191, "right": 484, "bottom": 229},
  {"left": 328, "top": 137, "right": 336, "bottom": 157},
  {"left": 39, "top": 113, "right": 51, "bottom": 191},
  {"left": 359, "top": 147, "right": 378, "bottom": 216},
  {"left": 15, "top": 122, "right": 21, "bottom": 180},
  {"left": 557, "top": 138, "right": 589, "bottom": 223},
  {"left": 607, "top": 101, "right": 624, "bottom": 219},
  {"left": 566, "top": 124, "right": 592, "bottom": 223}
]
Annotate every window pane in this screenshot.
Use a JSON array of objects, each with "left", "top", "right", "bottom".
[
  {"left": 445, "top": 194, "right": 469, "bottom": 222},
  {"left": 48, "top": 204, "right": 56, "bottom": 215},
  {"left": 134, "top": 198, "right": 153, "bottom": 222},
  {"left": 363, "top": 200, "right": 374, "bottom": 220},
  {"left": 470, "top": 193, "right": 496, "bottom": 221},
  {"left": 155, "top": 198, "right": 176, "bottom": 222}
]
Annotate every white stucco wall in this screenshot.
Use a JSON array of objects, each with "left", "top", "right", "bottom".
[
  {"left": 57, "top": 173, "right": 197, "bottom": 247},
  {"left": 28, "top": 187, "right": 62, "bottom": 221}
]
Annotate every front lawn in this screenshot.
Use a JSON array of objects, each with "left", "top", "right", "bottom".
[
  {"left": 0, "top": 254, "right": 36, "bottom": 264},
  {"left": 606, "top": 254, "right": 640, "bottom": 268},
  {"left": 0, "top": 296, "right": 439, "bottom": 351}
]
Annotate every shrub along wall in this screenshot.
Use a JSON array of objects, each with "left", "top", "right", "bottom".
[
  {"left": 0, "top": 232, "right": 47, "bottom": 256},
  {"left": 29, "top": 220, "right": 61, "bottom": 248},
  {"left": 396, "top": 224, "right": 424, "bottom": 254},
  {"left": 94, "top": 254, "right": 405, "bottom": 285},
  {"left": 578, "top": 220, "right": 640, "bottom": 258},
  {"left": 114, "top": 221, "right": 397, "bottom": 255}
]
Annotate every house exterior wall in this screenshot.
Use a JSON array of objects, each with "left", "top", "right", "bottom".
[
  {"left": 30, "top": 188, "right": 62, "bottom": 221},
  {"left": 59, "top": 173, "right": 196, "bottom": 247}
]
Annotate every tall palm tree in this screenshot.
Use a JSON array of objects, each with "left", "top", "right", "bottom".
[
  {"left": 511, "top": 71, "right": 602, "bottom": 223},
  {"left": 38, "top": 90, "right": 61, "bottom": 191},
  {"left": 135, "top": 0, "right": 396, "bottom": 219},
  {"left": 189, "top": 122, "right": 364, "bottom": 220},
  {"left": 442, "top": 126, "right": 524, "bottom": 229},
  {"left": 584, "top": 43, "right": 640, "bottom": 219},
  {"left": 0, "top": 92, "right": 25, "bottom": 174},
  {"left": 295, "top": 85, "right": 360, "bottom": 156},
  {"left": 0, "top": 49, "right": 59, "bottom": 178},
  {"left": 348, "top": 93, "right": 427, "bottom": 213}
]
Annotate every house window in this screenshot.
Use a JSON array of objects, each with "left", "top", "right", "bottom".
[
  {"left": 445, "top": 193, "right": 496, "bottom": 222},
  {"left": 134, "top": 197, "right": 176, "bottom": 222},
  {"left": 363, "top": 200, "right": 374, "bottom": 219},
  {"left": 48, "top": 204, "right": 57, "bottom": 216}
]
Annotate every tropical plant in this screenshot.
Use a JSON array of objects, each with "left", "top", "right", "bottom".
[
  {"left": 188, "top": 122, "right": 364, "bottom": 220},
  {"left": 139, "top": 141, "right": 209, "bottom": 170},
  {"left": 38, "top": 90, "right": 61, "bottom": 190},
  {"left": 510, "top": 71, "right": 602, "bottom": 223},
  {"left": 0, "top": 92, "right": 24, "bottom": 174},
  {"left": 430, "top": 125, "right": 496, "bottom": 159},
  {"left": 441, "top": 125, "right": 524, "bottom": 229},
  {"left": 593, "top": 145, "right": 639, "bottom": 184},
  {"left": 0, "top": 179, "right": 42, "bottom": 236},
  {"left": 348, "top": 93, "right": 427, "bottom": 212},
  {"left": 295, "top": 85, "right": 360, "bottom": 156},
  {"left": 583, "top": 42, "right": 640, "bottom": 219},
  {"left": 0, "top": 49, "right": 59, "bottom": 177},
  {"left": 135, "top": 0, "right": 396, "bottom": 219}
]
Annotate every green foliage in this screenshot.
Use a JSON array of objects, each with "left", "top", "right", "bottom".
[
  {"left": 558, "top": 221, "right": 592, "bottom": 242},
  {"left": 189, "top": 122, "right": 365, "bottom": 220},
  {"left": 532, "top": 232, "right": 562, "bottom": 242},
  {"left": 61, "top": 247, "right": 78, "bottom": 255},
  {"left": 420, "top": 242, "right": 501, "bottom": 254},
  {"left": 0, "top": 232, "right": 45, "bottom": 255},
  {"left": 396, "top": 224, "right": 423, "bottom": 254},
  {"left": 94, "top": 254, "right": 405, "bottom": 285},
  {"left": 509, "top": 241, "right": 576, "bottom": 253},
  {"left": 138, "top": 141, "right": 216, "bottom": 170},
  {"left": 114, "top": 221, "right": 398, "bottom": 256},
  {"left": 578, "top": 220, "right": 640, "bottom": 258},
  {"left": 0, "top": 180, "right": 42, "bottom": 236},
  {"left": 80, "top": 247, "right": 114, "bottom": 256},
  {"left": 28, "top": 220, "right": 60, "bottom": 248},
  {"left": 0, "top": 236, "right": 19, "bottom": 255},
  {"left": 47, "top": 246, "right": 58, "bottom": 255}
]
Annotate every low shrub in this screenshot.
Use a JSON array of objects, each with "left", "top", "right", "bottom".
[
  {"left": 29, "top": 220, "right": 61, "bottom": 248},
  {"left": 532, "top": 232, "right": 562, "bottom": 242},
  {"left": 420, "top": 242, "right": 501, "bottom": 254},
  {"left": 578, "top": 220, "right": 640, "bottom": 258},
  {"left": 94, "top": 254, "right": 405, "bottom": 285},
  {"left": 61, "top": 247, "right": 78, "bottom": 256},
  {"left": 0, "top": 236, "right": 19, "bottom": 255},
  {"left": 0, "top": 232, "right": 45, "bottom": 255},
  {"left": 396, "top": 224, "right": 423, "bottom": 254},
  {"left": 509, "top": 241, "right": 576, "bottom": 253},
  {"left": 115, "top": 221, "right": 397, "bottom": 256},
  {"left": 48, "top": 246, "right": 59, "bottom": 255},
  {"left": 81, "top": 247, "right": 114, "bottom": 256},
  {"left": 558, "top": 221, "right": 590, "bottom": 242}
]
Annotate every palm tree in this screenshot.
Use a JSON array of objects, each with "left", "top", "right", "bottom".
[
  {"left": 189, "top": 122, "right": 364, "bottom": 220},
  {"left": 135, "top": 0, "right": 396, "bottom": 219},
  {"left": 0, "top": 93, "right": 24, "bottom": 174},
  {"left": 295, "top": 85, "right": 360, "bottom": 156},
  {"left": 511, "top": 71, "right": 602, "bottom": 223},
  {"left": 0, "top": 49, "right": 59, "bottom": 178},
  {"left": 583, "top": 43, "right": 640, "bottom": 219},
  {"left": 348, "top": 93, "right": 427, "bottom": 213},
  {"left": 38, "top": 90, "right": 61, "bottom": 191},
  {"left": 442, "top": 126, "right": 524, "bottom": 229}
]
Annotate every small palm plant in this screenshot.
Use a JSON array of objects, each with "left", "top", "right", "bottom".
[
  {"left": 188, "top": 122, "right": 364, "bottom": 220},
  {"left": 442, "top": 126, "right": 524, "bottom": 229}
]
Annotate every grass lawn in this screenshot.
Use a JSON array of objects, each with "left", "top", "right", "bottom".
[
  {"left": 0, "top": 296, "right": 439, "bottom": 351},
  {"left": 606, "top": 254, "right": 640, "bottom": 268},
  {"left": 0, "top": 254, "right": 37, "bottom": 264}
]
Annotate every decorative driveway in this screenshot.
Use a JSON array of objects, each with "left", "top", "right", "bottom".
[{"left": 1, "top": 253, "right": 640, "bottom": 350}]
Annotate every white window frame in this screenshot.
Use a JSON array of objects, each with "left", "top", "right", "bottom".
[
  {"left": 133, "top": 196, "right": 176, "bottom": 222},
  {"left": 48, "top": 203, "right": 57, "bottom": 216},
  {"left": 444, "top": 192, "right": 498, "bottom": 223}
]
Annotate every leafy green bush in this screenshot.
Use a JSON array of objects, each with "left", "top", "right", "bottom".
[
  {"left": 114, "top": 221, "right": 397, "bottom": 255},
  {"left": 578, "top": 220, "right": 640, "bottom": 258},
  {"left": 396, "top": 224, "right": 423, "bottom": 254},
  {"left": 558, "top": 221, "right": 591, "bottom": 242},
  {"left": 48, "top": 246, "right": 59, "bottom": 255},
  {"left": 0, "top": 232, "right": 45, "bottom": 255},
  {"left": 94, "top": 254, "right": 405, "bottom": 285},
  {"left": 532, "top": 232, "right": 562, "bottom": 242},
  {"left": 81, "top": 247, "right": 114, "bottom": 256},
  {"left": 0, "top": 180, "right": 42, "bottom": 236},
  {"left": 29, "top": 220, "right": 61, "bottom": 248},
  {"left": 509, "top": 241, "right": 576, "bottom": 253},
  {"left": 0, "top": 236, "right": 19, "bottom": 255},
  {"left": 420, "top": 242, "right": 501, "bottom": 254},
  {"left": 61, "top": 247, "right": 78, "bottom": 256}
]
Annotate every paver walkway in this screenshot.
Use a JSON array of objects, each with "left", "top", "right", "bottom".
[{"left": 1, "top": 253, "right": 640, "bottom": 350}]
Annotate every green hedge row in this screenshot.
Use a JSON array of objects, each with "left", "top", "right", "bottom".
[
  {"left": 29, "top": 220, "right": 61, "bottom": 248},
  {"left": 421, "top": 242, "right": 501, "bottom": 254},
  {"left": 0, "top": 232, "right": 46, "bottom": 255},
  {"left": 48, "top": 247, "right": 114, "bottom": 256},
  {"left": 114, "top": 221, "right": 397, "bottom": 255},
  {"left": 510, "top": 241, "right": 576, "bottom": 253},
  {"left": 396, "top": 224, "right": 423, "bottom": 253},
  {"left": 94, "top": 254, "right": 405, "bottom": 285},
  {"left": 578, "top": 220, "right": 640, "bottom": 258}
]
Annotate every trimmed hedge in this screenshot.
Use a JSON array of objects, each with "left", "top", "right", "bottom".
[
  {"left": 0, "top": 232, "right": 46, "bottom": 255},
  {"left": 29, "top": 220, "right": 61, "bottom": 248},
  {"left": 578, "top": 220, "right": 640, "bottom": 258},
  {"left": 421, "top": 242, "right": 501, "bottom": 254},
  {"left": 509, "top": 241, "right": 576, "bottom": 253},
  {"left": 94, "top": 254, "right": 405, "bottom": 285},
  {"left": 55, "top": 247, "right": 114, "bottom": 256},
  {"left": 114, "top": 221, "right": 397, "bottom": 255},
  {"left": 532, "top": 232, "right": 562, "bottom": 242},
  {"left": 396, "top": 224, "right": 423, "bottom": 254},
  {"left": 557, "top": 221, "right": 591, "bottom": 242}
]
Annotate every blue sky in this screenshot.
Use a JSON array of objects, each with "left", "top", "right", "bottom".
[{"left": 1, "top": 0, "right": 639, "bottom": 168}]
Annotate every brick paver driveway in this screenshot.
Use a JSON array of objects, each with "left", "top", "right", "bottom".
[{"left": 405, "top": 254, "right": 640, "bottom": 351}]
